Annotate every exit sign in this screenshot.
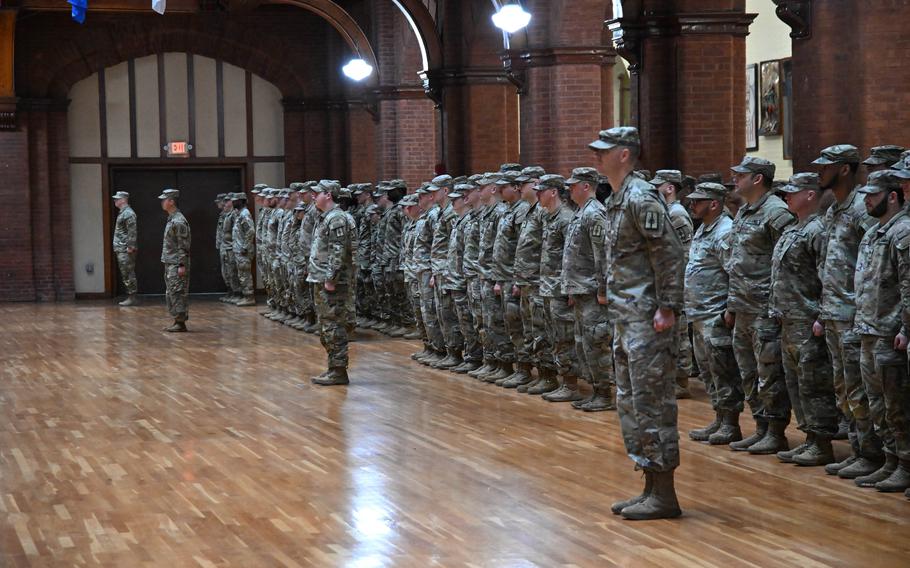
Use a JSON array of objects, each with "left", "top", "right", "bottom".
[{"left": 164, "top": 141, "right": 192, "bottom": 157}]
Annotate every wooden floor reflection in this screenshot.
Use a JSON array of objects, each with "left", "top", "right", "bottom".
[{"left": 0, "top": 300, "right": 907, "bottom": 567}]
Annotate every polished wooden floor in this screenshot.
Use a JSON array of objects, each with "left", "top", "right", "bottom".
[{"left": 0, "top": 300, "right": 907, "bottom": 567}]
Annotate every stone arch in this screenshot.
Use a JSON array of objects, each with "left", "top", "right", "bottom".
[{"left": 390, "top": 0, "right": 444, "bottom": 72}]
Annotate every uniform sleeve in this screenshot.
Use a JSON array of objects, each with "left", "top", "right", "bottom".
[
  {"left": 634, "top": 196, "right": 684, "bottom": 312},
  {"left": 325, "top": 216, "right": 348, "bottom": 282},
  {"left": 177, "top": 222, "right": 191, "bottom": 264},
  {"left": 768, "top": 207, "right": 797, "bottom": 244},
  {"left": 586, "top": 209, "right": 608, "bottom": 296},
  {"left": 126, "top": 213, "right": 138, "bottom": 249},
  {"left": 894, "top": 231, "right": 910, "bottom": 336}
]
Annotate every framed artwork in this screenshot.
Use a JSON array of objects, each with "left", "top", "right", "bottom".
[
  {"left": 781, "top": 58, "right": 793, "bottom": 159},
  {"left": 759, "top": 59, "right": 781, "bottom": 136},
  {"left": 746, "top": 63, "right": 759, "bottom": 151}
]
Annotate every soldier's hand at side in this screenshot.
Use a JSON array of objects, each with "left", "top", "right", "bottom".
[
  {"left": 894, "top": 333, "right": 908, "bottom": 351},
  {"left": 512, "top": 284, "right": 520, "bottom": 297},
  {"left": 177, "top": 265, "right": 186, "bottom": 278},
  {"left": 429, "top": 276, "right": 435, "bottom": 288},
  {"left": 597, "top": 294, "right": 607, "bottom": 305},
  {"left": 324, "top": 281, "right": 336, "bottom": 292},
  {"left": 812, "top": 320, "right": 825, "bottom": 337},
  {"left": 567, "top": 296, "right": 575, "bottom": 307},
  {"left": 127, "top": 247, "right": 136, "bottom": 254},
  {"left": 494, "top": 283, "right": 502, "bottom": 296},
  {"left": 653, "top": 307, "right": 675, "bottom": 333},
  {"left": 723, "top": 310, "right": 735, "bottom": 329}
]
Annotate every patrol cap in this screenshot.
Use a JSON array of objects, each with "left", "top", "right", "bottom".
[
  {"left": 649, "top": 169, "right": 684, "bottom": 186},
  {"left": 516, "top": 166, "right": 546, "bottom": 183},
  {"left": 468, "top": 174, "right": 484, "bottom": 184},
  {"left": 634, "top": 169, "right": 652, "bottom": 181},
  {"left": 534, "top": 174, "right": 566, "bottom": 191},
  {"left": 158, "top": 188, "right": 180, "bottom": 200},
  {"left": 566, "top": 167, "right": 600, "bottom": 185},
  {"left": 312, "top": 179, "right": 342, "bottom": 198},
  {"left": 293, "top": 200, "right": 307, "bottom": 211},
  {"left": 500, "top": 163, "right": 523, "bottom": 173},
  {"left": 215, "top": 193, "right": 227, "bottom": 203},
  {"left": 431, "top": 174, "right": 454, "bottom": 190},
  {"left": 778, "top": 172, "right": 821, "bottom": 194},
  {"left": 890, "top": 156, "right": 910, "bottom": 179},
  {"left": 687, "top": 182, "right": 729, "bottom": 201},
  {"left": 400, "top": 194, "right": 419, "bottom": 207},
  {"left": 251, "top": 183, "right": 268, "bottom": 195},
  {"left": 231, "top": 192, "right": 246, "bottom": 200},
  {"left": 112, "top": 191, "right": 130, "bottom": 200},
  {"left": 447, "top": 189, "right": 465, "bottom": 199},
  {"left": 588, "top": 126, "right": 641, "bottom": 151},
  {"left": 289, "top": 182, "right": 306, "bottom": 192},
  {"left": 731, "top": 156, "right": 776, "bottom": 180},
  {"left": 495, "top": 170, "right": 523, "bottom": 185},
  {"left": 277, "top": 189, "right": 290, "bottom": 198},
  {"left": 364, "top": 204, "right": 380, "bottom": 216},
  {"left": 857, "top": 170, "right": 903, "bottom": 194},
  {"left": 452, "top": 176, "right": 468, "bottom": 185},
  {"left": 479, "top": 172, "right": 503, "bottom": 185},
  {"left": 697, "top": 173, "right": 724, "bottom": 185},
  {"left": 454, "top": 183, "right": 475, "bottom": 194},
  {"left": 812, "top": 145, "right": 860, "bottom": 166},
  {"left": 863, "top": 145, "right": 906, "bottom": 166}
]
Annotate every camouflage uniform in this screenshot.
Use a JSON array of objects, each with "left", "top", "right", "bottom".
[
  {"left": 401, "top": 202, "right": 426, "bottom": 344},
  {"left": 462, "top": 202, "right": 485, "bottom": 364},
  {"left": 770, "top": 209, "right": 835, "bottom": 437},
  {"left": 381, "top": 200, "right": 411, "bottom": 328},
  {"left": 357, "top": 201, "right": 377, "bottom": 321},
  {"left": 298, "top": 197, "right": 320, "bottom": 323},
  {"left": 113, "top": 203, "right": 138, "bottom": 295},
  {"left": 514, "top": 201, "right": 546, "bottom": 368},
  {"left": 491, "top": 193, "right": 531, "bottom": 364},
  {"left": 667, "top": 200, "right": 694, "bottom": 381},
  {"left": 220, "top": 206, "right": 240, "bottom": 295},
  {"left": 478, "top": 198, "right": 510, "bottom": 363},
  {"left": 266, "top": 201, "right": 284, "bottom": 308},
  {"left": 540, "top": 200, "right": 577, "bottom": 377},
  {"left": 232, "top": 203, "right": 255, "bottom": 297},
  {"left": 444, "top": 196, "right": 481, "bottom": 364},
  {"left": 308, "top": 203, "right": 357, "bottom": 368},
  {"left": 432, "top": 200, "right": 464, "bottom": 355},
  {"left": 605, "top": 172, "right": 685, "bottom": 472},
  {"left": 161, "top": 205, "right": 191, "bottom": 322},
  {"left": 414, "top": 202, "right": 444, "bottom": 352},
  {"left": 255, "top": 196, "right": 273, "bottom": 299}
]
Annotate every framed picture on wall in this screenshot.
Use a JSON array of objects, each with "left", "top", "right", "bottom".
[
  {"left": 759, "top": 59, "right": 782, "bottom": 136},
  {"left": 746, "top": 63, "right": 759, "bottom": 151},
  {"left": 781, "top": 58, "right": 793, "bottom": 159}
]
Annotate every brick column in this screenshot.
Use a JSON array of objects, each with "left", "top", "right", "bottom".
[{"left": 373, "top": 87, "right": 438, "bottom": 187}]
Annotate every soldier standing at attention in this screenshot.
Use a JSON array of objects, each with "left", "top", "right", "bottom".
[
  {"left": 159, "top": 188, "right": 191, "bottom": 332},
  {"left": 429, "top": 175, "right": 465, "bottom": 369},
  {"left": 231, "top": 192, "right": 256, "bottom": 307},
  {"left": 592, "top": 127, "right": 684, "bottom": 520},
  {"left": 862, "top": 145, "right": 905, "bottom": 174},
  {"left": 725, "top": 157, "right": 796, "bottom": 455},
  {"left": 219, "top": 194, "right": 241, "bottom": 304},
  {"left": 112, "top": 190, "right": 139, "bottom": 306},
  {"left": 308, "top": 181, "right": 357, "bottom": 386}
]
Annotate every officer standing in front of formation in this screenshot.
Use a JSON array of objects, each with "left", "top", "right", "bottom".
[
  {"left": 308, "top": 181, "right": 357, "bottom": 386},
  {"left": 231, "top": 192, "right": 256, "bottom": 306},
  {"left": 112, "top": 190, "right": 139, "bottom": 306},
  {"left": 591, "top": 127, "right": 685, "bottom": 520},
  {"left": 159, "top": 188, "right": 191, "bottom": 332}
]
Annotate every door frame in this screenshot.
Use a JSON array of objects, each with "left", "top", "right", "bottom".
[{"left": 104, "top": 160, "right": 251, "bottom": 297}]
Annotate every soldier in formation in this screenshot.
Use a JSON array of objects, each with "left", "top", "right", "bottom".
[{"left": 112, "top": 190, "right": 139, "bottom": 306}]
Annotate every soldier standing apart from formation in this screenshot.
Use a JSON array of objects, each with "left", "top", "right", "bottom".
[
  {"left": 308, "top": 181, "right": 357, "bottom": 386},
  {"left": 592, "top": 127, "right": 684, "bottom": 520},
  {"left": 159, "top": 188, "right": 191, "bottom": 332},
  {"left": 112, "top": 190, "right": 139, "bottom": 306},
  {"left": 231, "top": 192, "right": 256, "bottom": 306}
]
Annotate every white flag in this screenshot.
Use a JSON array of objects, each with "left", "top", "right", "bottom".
[{"left": 152, "top": 0, "right": 166, "bottom": 15}]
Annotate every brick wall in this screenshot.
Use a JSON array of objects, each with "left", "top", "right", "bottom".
[{"left": 0, "top": 128, "right": 34, "bottom": 301}]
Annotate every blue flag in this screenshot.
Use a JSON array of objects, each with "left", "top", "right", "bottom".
[{"left": 69, "top": 0, "right": 87, "bottom": 24}]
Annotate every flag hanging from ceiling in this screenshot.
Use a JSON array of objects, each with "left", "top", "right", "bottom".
[
  {"left": 69, "top": 0, "right": 87, "bottom": 23},
  {"left": 152, "top": 0, "right": 166, "bottom": 15}
]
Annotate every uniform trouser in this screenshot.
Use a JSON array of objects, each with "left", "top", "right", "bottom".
[
  {"left": 691, "top": 315, "right": 744, "bottom": 413},
  {"left": 732, "top": 312, "right": 790, "bottom": 424},
  {"left": 781, "top": 318, "right": 837, "bottom": 435},
  {"left": 115, "top": 251, "right": 138, "bottom": 295},
  {"left": 521, "top": 286, "right": 547, "bottom": 368},
  {"left": 614, "top": 319, "right": 680, "bottom": 472},
  {"left": 418, "top": 272, "right": 444, "bottom": 352},
  {"left": 370, "top": 269, "right": 386, "bottom": 322},
  {"left": 570, "top": 293, "right": 614, "bottom": 390},
  {"left": 270, "top": 258, "right": 283, "bottom": 307},
  {"left": 467, "top": 278, "right": 485, "bottom": 356},
  {"left": 163, "top": 262, "right": 189, "bottom": 322},
  {"left": 314, "top": 283, "right": 352, "bottom": 368},
  {"left": 675, "top": 313, "right": 694, "bottom": 379},
  {"left": 356, "top": 269, "right": 370, "bottom": 317},
  {"left": 499, "top": 281, "right": 524, "bottom": 364},
  {"left": 481, "top": 280, "right": 511, "bottom": 363},
  {"left": 435, "top": 280, "right": 463, "bottom": 351},
  {"left": 544, "top": 295, "right": 576, "bottom": 374},
  {"left": 260, "top": 252, "right": 273, "bottom": 305},
  {"left": 387, "top": 270, "right": 412, "bottom": 327},
  {"left": 220, "top": 249, "right": 240, "bottom": 292},
  {"left": 290, "top": 265, "right": 308, "bottom": 316},
  {"left": 824, "top": 320, "right": 881, "bottom": 457},
  {"left": 860, "top": 335, "right": 910, "bottom": 460},
  {"left": 235, "top": 251, "right": 254, "bottom": 296},
  {"left": 407, "top": 279, "right": 427, "bottom": 345},
  {"left": 452, "top": 288, "right": 482, "bottom": 362}
]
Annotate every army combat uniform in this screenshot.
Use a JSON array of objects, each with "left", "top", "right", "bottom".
[
  {"left": 219, "top": 200, "right": 240, "bottom": 300},
  {"left": 112, "top": 193, "right": 138, "bottom": 299},
  {"left": 430, "top": 176, "right": 464, "bottom": 367},
  {"left": 159, "top": 189, "right": 191, "bottom": 329},
  {"left": 232, "top": 194, "right": 256, "bottom": 304},
  {"left": 444, "top": 185, "right": 482, "bottom": 372}
]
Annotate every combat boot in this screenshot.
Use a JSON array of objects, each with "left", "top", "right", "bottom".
[
  {"left": 542, "top": 374, "right": 584, "bottom": 402},
  {"left": 517, "top": 373, "right": 542, "bottom": 393},
  {"left": 834, "top": 414, "right": 850, "bottom": 441},
  {"left": 219, "top": 293, "right": 232, "bottom": 303},
  {"left": 611, "top": 471, "right": 652, "bottom": 515},
  {"left": 579, "top": 384, "right": 616, "bottom": 412},
  {"left": 571, "top": 392, "right": 595, "bottom": 409},
  {"left": 855, "top": 454, "right": 898, "bottom": 487},
  {"left": 708, "top": 412, "right": 743, "bottom": 445},
  {"left": 777, "top": 433, "right": 812, "bottom": 463},
  {"left": 468, "top": 360, "right": 494, "bottom": 378},
  {"left": 502, "top": 363, "right": 534, "bottom": 388},
  {"left": 527, "top": 369, "right": 560, "bottom": 395},
  {"left": 905, "top": 487, "right": 910, "bottom": 499},
  {"left": 434, "top": 349, "right": 463, "bottom": 370},
  {"left": 311, "top": 367, "right": 349, "bottom": 386},
  {"left": 235, "top": 295, "right": 256, "bottom": 307},
  {"left": 164, "top": 320, "right": 187, "bottom": 333},
  {"left": 411, "top": 347, "right": 432, "bottom": 362},
  {"left": 118, "top": 294, "right": 138, "bottom": 307},
  {"left": 227, "top": 294, "right": 243, "bottom": 305},
  {"left": 620, "top": 470, "right": 682, "bottom": 521},
  {"left": 747, "top": 421, "right": 789, "bottom": 454},
  {"left": 291, "top": 318, "right": 309, "bottom": 331},
  {"left": 826, "top": 455, "right": 858, "bottom": 475},
  {"left": 792, "top": 435, "right": 835, "bottom": 467},
  {"left": 374, "top": 321, "right": 392, "bottom": 333},
  {"left": 302, "top": 316, "right": 320, "bottom": 333},
  {"left": 874, "top": 460, "right": 910, "bottom": 492},
  {"left": 838, "top": 455, "right": 885, "bottom": 479},
  {"left": 729, "top": 419, "right": 767, "bottom": 451},
  {"left": 403, "top": 329, "right": 422, "bottom": 340},
  {"left": 387, "top": 326, "right": 407, "bottom": 338},
  {"left": 285, "top": 315, "right": 303, "bottom": 327},
  {"left": 689, "top": 411, "right": 722, "bottom": 442},
  {"left": 483, "top": 362, "right": 513, "bottom": 383},
  {"left": 421, "top": 350, "right": 446, "bottom": 366},
  {"left": 452, "top": 360, "right": 480, "bottom": 374},
  {"left": 675, "top": 376, "right": 691, "bottom": 399}
]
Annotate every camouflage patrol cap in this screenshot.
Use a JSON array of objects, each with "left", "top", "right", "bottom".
[
  {"left": 890, "top": 156, "right": 910, "bottom": 179},
  {"left": 158, "top": 188, "right": 180, "bottom": 200},
  {"left": 215, "top": 193, "right": 227, "bottom": 203},
  {"left": 534, "top": 174, "right": 566, "bottom": 191},
  {"left": 495, "top": 170, "right": 523, "bottom": 185},
  {"left": 388, "top": 179, "right": 408, "bottom": 191},
  {"left": 452, "top": 176, "right": 468, "bottom": 185},
  {"left": 697, "top": 173, "right": 724, "bottom": 185},
  {"left": 731, "top": 156, "right": 776, "bottom": 180},
  {"left": 277, "top": 189, "right": 290, "bottom": 198},
  {"left": 500, "top": 163, "right": 523, "bottom": 173},
  {"left": 454, "top": 183, "right": 475, "bottom": 194},
  {"left": 649, "top": 169, "right": 684, "bottom": 186},
  {"left": 566, "top": 167, "right": 600, "bottom": 185},
  {"left": 293, "top": 200, "right": 307, "bottom": 211},
  {"left": 634, "top": 170, "right": 652, "bottom": 181},
  {"left": 812, "top": 144, "right": 860, "bottom": 166},
  {"left": 588, "top": 126, "right": 641, "bottom": 151},
  {"left": 687, "top": 182, "right": 729, "bottom": 201},
  {"left": 231, "top": 192, "right": 246, "bottom": 200},
  {"left": 289, "top": 182, "right": 306, "bottom": 191},
  {"left": 778, "top": 172, "right": 821, "bottom": 193},
  {"left": 857, "top": 170, "right": 903, "bottom": 194},
  {"left": 251, "top": 183, "right": 268, "bottom": 195},
  {"left": 447, "top": 188, "right": 466, "bottom": 199},
  {"left": 516, "top": 166, "right": 546, "bottom": 183},
  {"left": 400, "top": 194, "right": 419, "bottom": 207},
  {"left": 364, "top": 204, "right": 380, "bottom": 216},
  {"left": 113, "top": 191, "right": 130, "bottom": 200},
  {"left": 429, "top": 174, "right": 454, "bottom": 191},
  {"left": 479, "top": 172, "right": 503, "bottom": 185},
  {"left": 863, "top": 145, "right": 906, "bottom": 166},
  {"left": 468, "top": 174, "right": 484, "bottom": 184}
]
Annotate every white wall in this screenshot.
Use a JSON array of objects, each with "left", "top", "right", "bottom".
[{"left": 70, "top": 164, "right": 105, "bottom": 293}]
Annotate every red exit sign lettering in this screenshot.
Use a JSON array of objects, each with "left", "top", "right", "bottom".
[{"left": 165, "top": 141, "right": 192, "bottom": 157}]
